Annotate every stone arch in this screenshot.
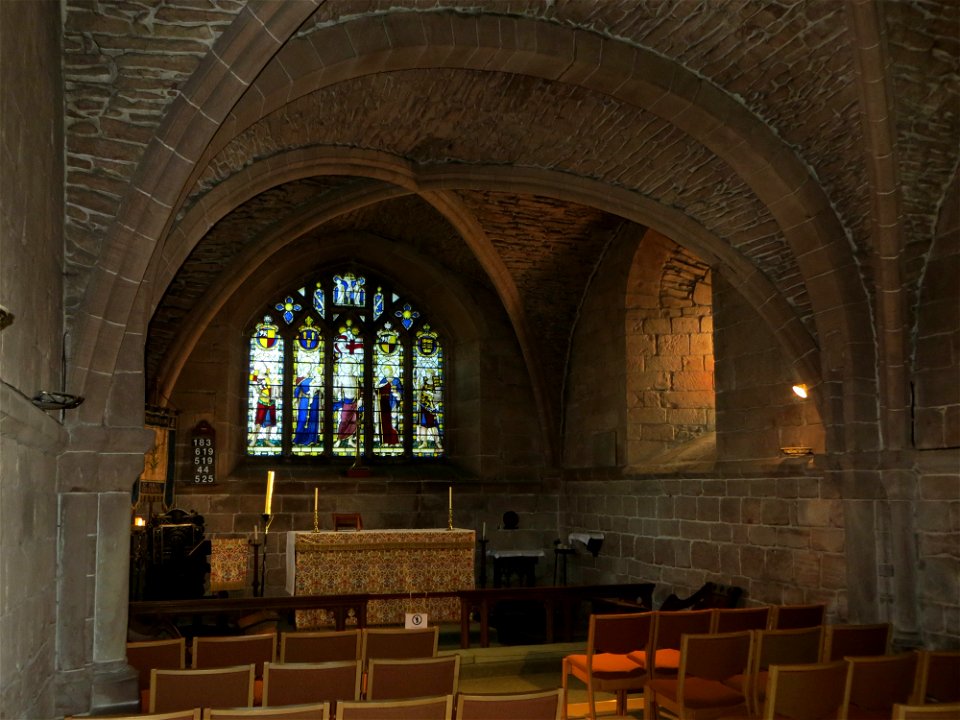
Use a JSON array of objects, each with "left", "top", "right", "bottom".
[{"left": 75, "top": 8, "right": 868, "bottom": 461}]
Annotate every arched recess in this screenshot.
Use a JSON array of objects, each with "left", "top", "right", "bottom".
[
  {"left": 167, "top": 230, "right": 501, "bottom": 477},
  {"left": 150, "top": 149, "right": 823, "bottom": 470},
  {"left": 75, "top": 9, "right": 869, "bottom": 463}
]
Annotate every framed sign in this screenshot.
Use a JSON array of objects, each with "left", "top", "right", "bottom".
[{"left": 190, "top": 420, "right": 216, "bottom": 484}]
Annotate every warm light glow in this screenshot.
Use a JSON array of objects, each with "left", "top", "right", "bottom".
[
  {"left": 134, "top": 516, "right": 146, "bottom": 527},
  {"left": 792, "top": 383, "right": 809, "bottom": 399}
]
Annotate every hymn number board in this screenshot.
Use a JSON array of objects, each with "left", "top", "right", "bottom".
[{"left": 190, "top": 420, "right": 216, "bottom": 484}]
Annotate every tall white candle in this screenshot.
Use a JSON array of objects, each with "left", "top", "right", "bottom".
[
  {"left": 265, "top": 470, "right": 275, "bottom": 514},
  {"left": 448, "top": 486, "right": 452, "bottom": 513},
  {"left": 314, "top": 487, "right": 319, "bottom": 514},
  {"left": 482, "top": 521, "right": 486, "bottom": 540}
]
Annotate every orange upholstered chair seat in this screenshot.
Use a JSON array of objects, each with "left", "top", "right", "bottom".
[
  {"left": 654, "top": 648, "right": 681, "bottom": 671},
  {"left": 647, "top": 677, "right": 746, "bottom": 709},
  {"left": 565, "top": 652, "right": 645, "bottom": 680}
]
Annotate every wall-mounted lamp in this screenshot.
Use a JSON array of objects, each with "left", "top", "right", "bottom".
[
  {"left": 133, "top": 516, "right": 146, "bottom": 528},
  {"left": 791, "top": 383, "right": 809, "bottom": 399},
  {"left": 31, "top": 391, "right": 85, "bottom": 410}
]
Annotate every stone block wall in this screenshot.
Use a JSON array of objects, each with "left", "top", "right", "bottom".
[
  {"left": 174, "top": 475, "right": 563, "bottom": 596},
  {"left": 0, "top": 0, "right": 64, "bottom": 717},
  {"left": 562, "top": 471, "right": 847, "bottom": 618}
]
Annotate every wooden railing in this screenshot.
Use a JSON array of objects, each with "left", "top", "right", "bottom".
[{"left": 129, "top": 582, "right": 654, "bottom": 649}]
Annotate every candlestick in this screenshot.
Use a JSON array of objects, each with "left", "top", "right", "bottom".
[
  {"left": 447, "top": 485, "right": 453, "bottom": 531},
  {"left": 264, "top": 470, "right": 275, "bottom": 515},
  {"left": 313, "top": 487, "right": 320, "bottom": 533}
]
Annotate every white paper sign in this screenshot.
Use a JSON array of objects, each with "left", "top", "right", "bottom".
[{"left": 404, "top": 612, "right": 428, "bottom": 629}]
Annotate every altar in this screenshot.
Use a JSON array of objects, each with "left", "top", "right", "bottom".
[{"left": 286, "top": 529, "right": 476, "bottom": 627}]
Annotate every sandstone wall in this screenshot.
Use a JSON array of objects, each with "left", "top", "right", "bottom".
[{"left": 0, "top": 0, "right": 64, "bottom": 716}]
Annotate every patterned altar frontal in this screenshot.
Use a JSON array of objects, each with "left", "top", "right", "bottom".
[{"left": 286, "top": 529, "right": 476, "bottom": 627}]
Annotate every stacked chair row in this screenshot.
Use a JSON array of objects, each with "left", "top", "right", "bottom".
[
  {"left": 562, "top": 607, "right": 960, "bottom": 720},
  {"left": 71, "top": 688, "right": 565, "bottom": 719}
]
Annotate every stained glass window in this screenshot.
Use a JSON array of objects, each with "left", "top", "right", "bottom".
[{"left": 245, "top": 270, "right": 444, "bottom": 461}]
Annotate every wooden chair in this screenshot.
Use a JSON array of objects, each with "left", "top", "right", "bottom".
[
  {"left": 127, "top": 637, "right": 187, "bottom": 710},
  {"left": 711, "top": 606, "right": 771, "bottom": 633},
  {"left": 149, "top": 664, "right": 255, "bottom": 713},
  {"left": 644, "top": 630, "right": 753, "bottom": 720},
  {"left": 735, "top": 625, "right": 825, "bottom": 716},
  {"left": 843, "top": 651, "right": 920, "bottom": 719},
  {"left": 360, "top": 626, "right": 438, "bottom": 665},
  {"left": 70, "top": 711, "right": 200, "bottom": 720},
  {"left": 128, "top": 637, "right": 187, "bottom": 691},
  {"left": 205, "top": 705, "right": 330, "bottom": 720},
  {"left": 456, "top": 688, "right": 563, "bottom": 720},
  {"left": 332, "top": 513, "right": 363, "bottom": 531},
  {"left": 769, "top": 603, "right": 826, "bottom": 630},
  {"left": 912, "top": 650, "right": 960, "bottom": 704},
  {"left": 893, "top": 702, "right": 960, "bottom": 719},
  {"left": 365, "top": 655, "right": 461, "bottom": 701},
  {"left": 262, "top": 661, "right": 362, "bottom": 709},
  {"left": 821, "top": 622, "right": 890, "bottom": 661},
  {"left": 562, "top": 611, "right": 653, "bottom": 720},
  {"left": 192, "top": 632, "right": 277, "bottom": 705},
  {"left": 280, "top": 629, "right": 362, "bottom": 663},
  {"left": 633, "top": 608, "right": 714, "bottom": 678},
  {"left": 760, "top": 661, "right": 850, "bottom": 720},
  {"left": 335, "top": 695, "right": 453, "bottom": 720}
]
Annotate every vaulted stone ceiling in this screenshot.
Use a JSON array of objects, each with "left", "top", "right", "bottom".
[{"left": 61, "top": 1, "right": 959, "bottom": 432}]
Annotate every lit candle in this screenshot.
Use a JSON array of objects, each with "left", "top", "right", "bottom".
[
  {"left": 265, "top": 470, "right": 275, "bottom": 515},
  {"left": 314, "top": 487, "right": 319, "bottom": 514}
]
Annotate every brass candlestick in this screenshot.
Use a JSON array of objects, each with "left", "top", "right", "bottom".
[{"left": 313, "top": 509, "right": 319, "bottom": 533}]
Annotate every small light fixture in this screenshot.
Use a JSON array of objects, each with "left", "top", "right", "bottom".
[
  {"left": 133, "top": 516, "right": 146, "bottom": 528},
  {"left": 791, "top": 383, "right": 809, "bottom": 399},
  {"left": 31, "top": 391, "right": 84, "bottom": 410}
]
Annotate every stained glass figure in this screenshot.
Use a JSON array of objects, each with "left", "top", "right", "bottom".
[
  {"left": 332, "top": 319, "right": 365, "bottom": 457},
  {"left": 247, "top": 316, "right": 284, "bottom": 455},
  {"left": 373, "top": 322, "right": 404, "bottom": 456},
  {"left": 332, "top": 272, "right": 365, "bottom": 307},
  {"left": 374, "top": 286, "right": 384, "bottom": 320},
  {"left": 413, "top": 324, "right": 443, "bottom": 456},
  {"left": 291, "top": 317, "right": 324, "bottom": 455}
]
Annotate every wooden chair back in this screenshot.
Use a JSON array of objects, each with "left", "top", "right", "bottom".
[
  {"left": 280, "top": 629, "right": 361, "bottom": 663},
  {"left": 456, "top": 688, "right": 562, "bottom": 720},
  {"left": 127, "top": 637, "right": 186, "bottom": 691},
  {"left": 645, "top": 631, "right": 753, "bottom": 720},
  {"left": 761, "top": 661, "right": 849, "bottom": 720},
  {"left": 149, "top": 664, "right": 255, "bottom": 713},
  {"left": 712, "top": 606, "right": 771, "bottom": 633},
  {"left": 365, "top": 655, "right": 460, "bottom": 701},
  {"left": 192, "top": 633, "right": 277, "bottom": 678},
  {"left": 769, "top": 603, "right": 826, "bottom": 629},
  {"left": 262, "top": 661, "right": 361, "bottom": 708},
  {"left": 361, "top": 626, "right": 438, "bottom": 665},
  {"left": 335, "top": 695, "right": 453, "bottom": 719},
  {"left": 822, "top": 622, "right": 891, "bottom": 661},
  {"left": 750, "top": 625, "right": 825, "bottom": 715},
  {"left": 913, "top": 650, "right": 960, "bottom": 704},
  {"left": 843, "top": 651, "right": 920, "bottom": 717},
  {"left": 648, "top": 608, "right": 714, "bottom": 677},
  {"left": 332, "top": 513, "right": 363, "bottom": 531},
  {"left": 893, "top": 702, "right": 960, "bottom": 719},
  {"left": 204, "top": 704, "right": 329, "bottom": 720},
  {"left": 70, "top": 711, "right": 200, "bottom": 720}
]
